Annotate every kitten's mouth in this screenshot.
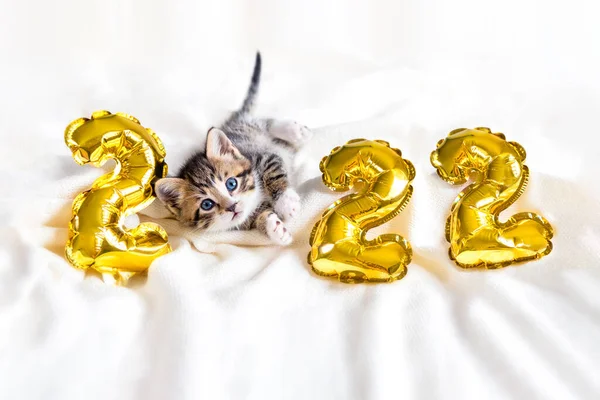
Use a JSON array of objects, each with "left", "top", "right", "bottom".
[{"left": 231, "top": 211, "right": 241, "bottom": 220}]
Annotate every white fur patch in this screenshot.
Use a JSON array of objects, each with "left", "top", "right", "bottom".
[
  {"left": 274, "top": 188, "right": 300, "bottom": 221},
  {"left": 269, "top": 120, "right": 313, "bottom": 147},
  {"left": 266, "top": 213, "right": 292, "bottom": 245},
  {"left": 207, "top": 185, "right": 263, "bottom": 233}
]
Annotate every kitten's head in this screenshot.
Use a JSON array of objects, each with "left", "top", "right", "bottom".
[{"left": 155, "top": 128, "right": 261, "bottom": 231}]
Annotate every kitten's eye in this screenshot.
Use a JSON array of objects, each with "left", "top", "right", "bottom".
[
  {"left": 225, "top": 177, "right": 238, "bottom": 191},
  {"left": 200, "top": 199, "right": 215, "bottom": 211}
]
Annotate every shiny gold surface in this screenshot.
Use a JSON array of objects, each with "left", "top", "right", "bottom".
[
  {"left": 431, "top": 127, "right": 553, "bottom": 268},
  {"left": 64, "top": 111, "right": 171, "bottom": 284},
  {"left": 308, "top": 139, "right": 414, "bottom": 283}
]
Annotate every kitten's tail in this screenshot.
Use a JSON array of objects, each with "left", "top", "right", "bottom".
[{"left": 239, "top": 51, "right": 262, "bottom": 114}]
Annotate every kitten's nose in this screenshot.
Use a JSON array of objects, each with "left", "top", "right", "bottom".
[{"left": 225, "top": 203, "right": 238, "bottom": 213}]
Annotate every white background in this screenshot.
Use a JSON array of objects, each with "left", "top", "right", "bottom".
[{"left": 1, "top": 1, "right": 599, "bottom": 399}]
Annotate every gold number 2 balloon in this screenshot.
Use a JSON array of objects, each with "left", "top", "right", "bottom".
[
  {"left": 431, "top": 127, "right": 554, "bottom": 268},
  {"left": 64, "top": 110, "right": 172, "bottom": 284},
  {"left": 308, "top": 139, "right": 415, "bottom": 283}
]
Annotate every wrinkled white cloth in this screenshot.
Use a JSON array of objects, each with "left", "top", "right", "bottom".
[{"left": 1, "top": 1, "right": 600, "bottom": 399}]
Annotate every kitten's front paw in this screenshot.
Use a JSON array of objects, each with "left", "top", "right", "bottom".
[
  {"left": 270, "top": 120, "right": 313, "bottom": 147},
  {"left": 275, "top": 188, "right": 300, "bottom": 221},
  {"left": 266, "top": 213, "right": 292, "bottom": 245}
]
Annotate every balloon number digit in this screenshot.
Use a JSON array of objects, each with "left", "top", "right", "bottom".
[
  {"left": 64, "top": 111, "right": 171, "bottom": 284},
  {"left": 430, "top": 127, "right": 554, "bottom": 268},
  {"left": 62, "top": 119, "right": 554, "bottom": 284},
  {"left": 308, "top": 139, "right": 415, "bottom": 283}
]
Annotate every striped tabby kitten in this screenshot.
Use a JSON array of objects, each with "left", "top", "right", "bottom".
[{"left": 155, "top": 53, "right": 311, "bottom": 245}]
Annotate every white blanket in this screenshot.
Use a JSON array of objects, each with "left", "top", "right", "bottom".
[{"left": 1, "top": 1, "right": 599, "bottom": 399}]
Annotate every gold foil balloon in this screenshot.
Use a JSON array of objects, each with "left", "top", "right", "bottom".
[
  {"left": 308, "top": 139, "right": 415, "bottom": 283},
  {"left": 431, "top": 127, "right": 554, "bottom": 268},
  {"left": 64, "top": 111, "right": 172, "bottom": 284}
]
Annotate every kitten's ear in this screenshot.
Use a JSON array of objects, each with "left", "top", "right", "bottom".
[
  {"left": 155, "top": 178, "right": 187, "bottom": 212},
  {"left": 205, "top": 128, "right": 243, "bottom": 161}
]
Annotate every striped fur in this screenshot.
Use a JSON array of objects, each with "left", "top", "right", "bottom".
[{"left": 155, "top": 52, "right": 311, "bottom": 243}]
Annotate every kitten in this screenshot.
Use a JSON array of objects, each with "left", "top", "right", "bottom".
[{"left": 155, "top": 52, "right": 312, "bottom": 245}]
